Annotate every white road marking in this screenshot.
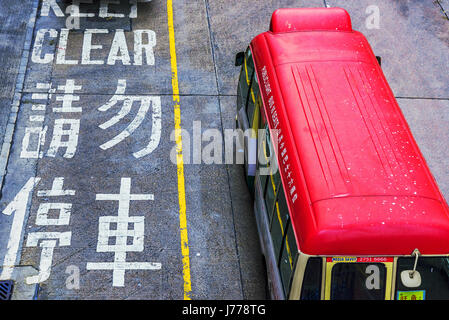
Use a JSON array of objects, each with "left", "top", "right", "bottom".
[
  {"left": 99, "top": 0, "right": 125, "bottom": 18},
  {"left": 31, "top": 93, "right": 49, "bottom": 100},
  {"left": 26, "top": 239, "right": 57, "bottom": 284},
  {"left": 70, "top": 0, "right": 95, "bottom": 18},
  {"left": 98, "top": 80, "right": 161, "bottom": 158},
  {"left": 99, "top": 98, "right": 150, "bottom": 150},
  {"left": 37, "top": 177, "right": 76, "bottom": 197},
  {"left": 29, "top": 115, "right": 45, "bottom": 122},
  {"left": 40, "top": 0, "right": 65, "bottom": 17},
  {"left": 41, "top": 0, "right": 151, "bottom": 18},
  {"left": 47, "top": 119, "right": 80, "bottom": 158},
  {"left": 25, "top": 232, "right": 72, "bottom": 284},
  {"left": 133, "top": 30, "right": 156, "bottom": 66},
  {"left": 54, "top": 79, "right": 82, "bottom": 113},
  {"left": 87, "top": 178, "right": 160, "bottom": 287},
  {"left": 133, "top": 96, "right": 161, "bottom": 159},
  {"left": 129, "top": 0, "right": 152, "bottom": 19},
  {"left": 23, "top": 178, "right": 75, "bottom": 284},
  {"left": 98, "top": 79, "right": 127, "bottom": 113},
  {"left": 31, "top": 29, "right": 58, "bottom": 64},
  {"left": 32, "top": 28, "right": 157, "bottom": 65},
  {"left": 35, "top": 203, "right": 72, "bottom": 226},
  {"left": 56, "top": 29, "right": 78, "bottom": 65},
  {"left": 20, "top": 126, "right": 48, "bottom": 159},
  {"left": 99, "top": 98, "right": 133, "bottom": 130},
  {"left": 31, "top": 104, "right": 46, "bottom": 111},
  {"left": 82, "top": 29, "right": 109, "bottom": 65},
  {"left": 0, "top": 177, "right": 41, "bottom": 280},
  {"left": 107, "top": 29, "right": 131, "bottom": 65},
  {"left": 36, "top": 83, "right": 53, "bottom": 90}
]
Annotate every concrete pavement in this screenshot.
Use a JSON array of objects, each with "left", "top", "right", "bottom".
[{"left": 0, "top": 0, "right": 447, "bottom": 300}]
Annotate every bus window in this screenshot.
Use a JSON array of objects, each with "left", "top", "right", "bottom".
[
  {"left": 247, "top": 70, "right": 260, "bottom": 126},
  {"left": 259, "top": 123, "right": 270, "bottom": 198},
  {"left": 248, "top": 78, "right": 262, "bottom": 143},
  {"left": 331, "top": 263, "right": 386, "bottom": 300},
  {"left": 301, "top": 257, "right": 322, "bottom": 300},
  {"left": 264, "top": 131, "right": 280, "bottom": 224},
  {"left": 237, "top": 48, "right": 254, "bottom": 112},
  {"left": 269, "top": 184, "right": 287, "bottom": 260},
  {"left": 395, "top": 257, "right": 449, "bottom": 300},
  {"left": 279, "top": 217, "right": 298, "bottom": 296}
]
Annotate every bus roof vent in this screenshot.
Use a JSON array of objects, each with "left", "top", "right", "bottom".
[{"left": 269, "top": 8, "right": 352, "bottom": 33}]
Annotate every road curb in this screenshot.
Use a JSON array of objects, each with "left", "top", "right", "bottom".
[{"left": 0, "top": 0, "right": 39, "bottom": 195}]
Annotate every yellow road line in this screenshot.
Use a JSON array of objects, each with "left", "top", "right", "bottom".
[{"left": 167, "top": 0, "right": 192, "bottom": 300}]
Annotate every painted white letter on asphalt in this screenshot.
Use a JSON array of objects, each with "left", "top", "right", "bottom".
[
  {"left": 82, "top": 29, "right": 108, "bottom": 65},
  {"left": 32, "top": 29, "right": 57, "bottom": 64}
]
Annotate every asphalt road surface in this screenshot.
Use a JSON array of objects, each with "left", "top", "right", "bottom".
[{"left": 0, "top": 0, "right": 447, "bottom": 300}]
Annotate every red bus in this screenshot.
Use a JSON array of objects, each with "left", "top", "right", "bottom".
[{"left": 235, "top": 7, "right": 449, "bottom": 300}]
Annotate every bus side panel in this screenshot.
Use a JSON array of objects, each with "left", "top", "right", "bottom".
[
  {"left": 254, "top": 172, "right": 285, "bottom": 300},
  {"left": 251, "top": 34, "right": 314, "bottom": 256}
]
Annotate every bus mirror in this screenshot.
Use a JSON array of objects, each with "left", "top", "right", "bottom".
[
  {"left": 376, "top": 56, "right": 381, "bottom": 66},
  {"left": 400, "top": 270, "right": 422, "bottom": 288},
  {"left": 235, "top": 52, "right": 245, "bottom": 66},
  {"left": 401, "top": 248, "right": 421, "bottom": 287}
]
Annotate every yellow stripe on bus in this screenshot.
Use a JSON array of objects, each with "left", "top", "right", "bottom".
[
  {"left": 267, "top": 155, "right": 294, "bottom": 270},
  {"left": 244, "top": 56, "right": 250, "bottom": 86},
  {"left": 167, "top": 0, "right": 192, "bottom": 300},
  {"left": 251, "top": 100, "right": 260, "bottom": 139},
  {"left": 250, "top": 88, "right": 256, "bottom": 104},
  {"left": 244, "top": 55, "right": 256, "bottom": 105}
]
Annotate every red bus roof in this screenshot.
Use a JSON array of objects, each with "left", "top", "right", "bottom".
[{"left": 250, "top": 7, "right": 449, "bottom": 256}]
